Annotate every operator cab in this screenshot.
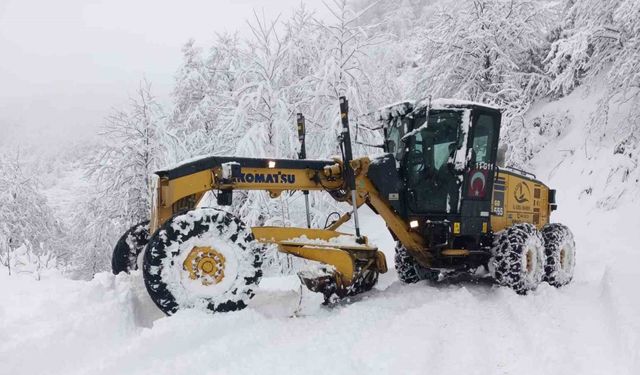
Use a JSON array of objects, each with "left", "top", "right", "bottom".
[{"left": 375, "top": 99, "right": 502, "bottom": 261}]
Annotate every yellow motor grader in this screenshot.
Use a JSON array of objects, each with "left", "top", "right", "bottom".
[{"left": 112, "top": 97, "right": 576, "bottom": 315}]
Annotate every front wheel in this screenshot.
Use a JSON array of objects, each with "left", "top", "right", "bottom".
[
  {"left": 490, "top": 223, "right": 545, "bottom": 294},
  {"left": 142, "top": 208, "right": 263, "bottom": 315},
  {"left": 394, "top": 243, "right": 436, "bottom": 283}
]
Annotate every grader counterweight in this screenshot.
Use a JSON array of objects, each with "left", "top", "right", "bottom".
[{"left": 112, "top": 96, "right": 576, "bottom": 315}]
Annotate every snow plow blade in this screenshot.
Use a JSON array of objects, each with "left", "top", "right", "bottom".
[{"left": 252, "top": 227, "right": 387, "bottom": 299}]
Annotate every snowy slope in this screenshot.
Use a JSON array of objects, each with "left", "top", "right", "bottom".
[{"left": 2, "top": 93, "right": 640, "bottom": 374}]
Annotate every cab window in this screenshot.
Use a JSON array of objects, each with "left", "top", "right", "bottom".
[
  {"left": 385, "top": 117, "right": 405, "bottom": 163},
  {"left": 472, "top": 114, "right": 496, "bottom": 164}
]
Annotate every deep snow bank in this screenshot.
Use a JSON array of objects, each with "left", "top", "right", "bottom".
[
  {"left": 0, "top": 250, "right": 637, "bottom": 375},
  {"left": 1, "top": 198, "right": 638, "bottom": 375}
]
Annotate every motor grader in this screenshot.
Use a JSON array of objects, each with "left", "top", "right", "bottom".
[{"left": 112, "top": 97, "right": 576, "bottom": 315}]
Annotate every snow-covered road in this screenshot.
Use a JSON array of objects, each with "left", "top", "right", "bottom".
[{"left": 1, "top": 198, "right": 638, "bottom": 375}]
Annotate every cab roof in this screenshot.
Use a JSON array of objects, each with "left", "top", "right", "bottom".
[{"left": 376, "top": 98, "right": 501, "bottom": 122}]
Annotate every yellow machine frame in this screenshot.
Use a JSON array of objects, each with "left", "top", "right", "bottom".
[
  {"left": 151, "top": 150, "right": 550, "bottom": 285},
  {"left": 150, "top": 157, "right": 432, "bottom": 285},
  {"left": 150, "top": 152, "right": 553, "bottom": 290},
  {"left": 490, "top": 170, "right": 551, "bottom": 233}
]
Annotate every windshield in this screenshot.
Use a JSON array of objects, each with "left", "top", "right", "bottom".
[{"left": 405, "top": 110, "right": 463, "bottom": 213}]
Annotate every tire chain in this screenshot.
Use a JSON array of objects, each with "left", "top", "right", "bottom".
[{"left": 491, "top": 223, "right": 544, "bottom": 294}]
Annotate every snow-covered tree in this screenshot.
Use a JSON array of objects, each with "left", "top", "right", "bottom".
[
  {"left": 91, "top": 80, "right": 164, "bottom": 222},
  {"left": 602, "top": 0, "right": 640, "bottom": 134},
  {"left": 70, "top": 81, "right": 165, "bottom": 278},
  {"left": 545, "top": 0, "right": 624, "bottom": 97},
  {"left": 281, "top": 3, "right": 326, "bottom": 117},
  {"left": 608, "top": 0, "right": 640, "bottom": 99},
  {"left": 309, "top": 0, "right": 382, "bottom": 155},
  {"left": 354, "top": 0, "right": 435, "bottom": 40},
  {"left": 543, "top": 0, "right": 640, "bottom": 142},
  {"left": 0, "top": 151, "right": 65, "bottom": 277},
  {"left": 169, "top": 34, "right": 244, "bottom": 161},
  {"left": 171, "top": 39, "right": 209, "bottom": 136},
  {"left": 68, "top": 193, "right": 123, "bottom": 278},
  {"left": 411, "top": 0, "right": 553, "bottom": 117},
  {"left": 232, "top": 12, "right": 295, "bottom": 160}
]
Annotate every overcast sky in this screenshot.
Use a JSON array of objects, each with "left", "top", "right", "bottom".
[{"left": 0, "top": 0, "right": 330, "bottom": 150}]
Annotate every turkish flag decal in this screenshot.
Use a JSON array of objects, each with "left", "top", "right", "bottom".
[{"left": 468, "top": 169, "right": 489, "bottom": 198}]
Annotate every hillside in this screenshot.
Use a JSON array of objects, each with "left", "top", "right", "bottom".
[{"left": 2, "top": 88, "right": 639, "bottom": 374}]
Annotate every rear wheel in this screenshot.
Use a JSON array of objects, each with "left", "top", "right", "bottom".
[
  {"left": 111, "top": 220, "right": 149, "bottom": 274},
  {"left": 142, "top": 208, "right": 263, "bottom": 315},
  {"left": 541, "top": 223, "right": 576, "bottom": 287},
  {"left": 490, "top": 223, "right": 544, "bottom": 294}
]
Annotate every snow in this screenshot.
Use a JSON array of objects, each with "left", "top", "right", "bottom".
[
  {"left": 376, "top": 98, "right": 500, "bottom": 124},
  {"left": 375, "top": 100, "right": 414, "bottom": 121},
  {"left": 155, "top": 153, "right": 220, "bottom": 173},
  {"left": 2, "top": 187, "right": 639, "bottom": 375},
  {"left": 452, "top": 109, "right": 471, "bottom": 172},
  {"left": 2, "top": 88, "right": 640, "bottom": 375},
  {"left": 428, "top": 98, "right": 501, "bottom": 111},
  {"left": 285, "top": 234, "right": 367, "bottom": 248},
  {"left": 40, "top": 168, "right": 91, "bottom": 223}
]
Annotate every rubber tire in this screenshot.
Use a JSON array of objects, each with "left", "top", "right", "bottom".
[
  {"left": 394, "top": 242, "right": 430, "bottom": 284},
  {"left": 111, "top": 220, "right": 150, "bottom": 274},
  {"left": 490, "top": 223, "right": 545, "bottom": 294},
  {"left": 541, "top": 223, "right": 576, "bottom": 287},
  {"left": 142, "top": 208, "right": 263, "bottom": 315}
]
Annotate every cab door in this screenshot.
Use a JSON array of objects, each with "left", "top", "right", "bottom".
[
  {"left": 403, "top": 109, "right": 467, "bottom": 216},
  {"left": 459, "top": 109, "right": 501, "bottom": 234}
]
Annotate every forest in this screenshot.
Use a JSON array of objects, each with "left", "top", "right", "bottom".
[{"left": 1, "top": 0, "right": 639, "bottom": 279}]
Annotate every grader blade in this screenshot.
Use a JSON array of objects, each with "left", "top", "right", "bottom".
[
  {"left": 297, "top": 266, "right": 339, "bottom": 298},
  {"left": 252, "top": 226, "right": 386, "bottom": 299}
]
